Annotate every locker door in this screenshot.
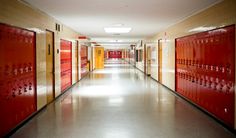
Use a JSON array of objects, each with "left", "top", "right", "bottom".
[
  {"left": 80, "top": 45, "right": 88, "bottom": 78},
  {"left": 46, "top": 30, "right": 54, "bottom": 103},
  {"left": 0, "top": 23, "right": 36, "bottom": 137},
  {"left": 75, "top": 41, "right": 79, "bottom": 82},
  {"left": 60, "top": 39, "right": 72, "bottom": 92}
]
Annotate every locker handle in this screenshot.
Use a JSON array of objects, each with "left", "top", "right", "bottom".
[
  {"left": 12, "top": 88, "right": 16, "bottom": 97},
  {"left": 48, "top": 44, "right": 51, "bottom": 55}
]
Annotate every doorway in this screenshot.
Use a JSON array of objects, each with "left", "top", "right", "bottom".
[
  {"left": 146, "top": 46, "right": 151, "bottom": 76},
  {"left": 158, "top": 39, "right": 162, "bottom": 83},
  {"left": 46, "top": 30, "right": 55, "bottom": 103},
  {"left": 144, "top": 44, "right": 147, "bottom": 74},
  {"left": 95, "top": 47, "right": 104, "bottom": 69}
]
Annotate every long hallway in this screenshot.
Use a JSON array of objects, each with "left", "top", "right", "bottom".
[{"left": 12, "top": 60, "right": 234, "bottom": 138}]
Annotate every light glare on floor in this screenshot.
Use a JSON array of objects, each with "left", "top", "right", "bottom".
[
  {"left": 109, "top": 97, "right": 123, "bottom": 104},
  {"left": 75, "top": 85, "right": 125, "bottom": 97}
]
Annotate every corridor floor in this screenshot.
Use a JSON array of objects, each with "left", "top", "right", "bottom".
[{"left": 12, "top": 60, "right": 235, "bottom": 138}]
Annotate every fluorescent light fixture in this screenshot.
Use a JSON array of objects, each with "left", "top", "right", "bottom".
[
  {"left": 99, "top": 44, "right": 130, "bottom": 46},
  {"left": 104, "top": 27, "right": 132, "bottom": 34},
  {"left": 109, "top": 40, "right": 123, "bottom": 42},
  {"left": 189, "top": 26, "right": 216, "bottom": 32}
]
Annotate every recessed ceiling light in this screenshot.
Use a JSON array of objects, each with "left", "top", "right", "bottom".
[
  {"left": 104, "top": 27, "right": 132, "bottom": 34},
  {"left": 109, "top": 40, "right": 123, "bottom": 42}
]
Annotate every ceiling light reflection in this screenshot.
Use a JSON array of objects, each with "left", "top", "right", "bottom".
[
  {"left": 109, "top": 97, "right": 124, "bottom": 106},
  {"left": 104, "top": 129, "right": 131, "bottom": 138},
  {"left": 74, "top": 85, "right": 126, "bottom": 97}
]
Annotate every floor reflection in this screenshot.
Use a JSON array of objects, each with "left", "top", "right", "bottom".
[{"left": 11, "top": 59, "right": 235, "bottom": 138}]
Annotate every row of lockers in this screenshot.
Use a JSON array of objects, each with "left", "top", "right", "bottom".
[
  {"left": 0, "top": 23, "right": 37, "bottom": 136},
  {"left": 108, "top": 51, "right": 122, "bottom": 58},
  {"left": 0, "top": 23, "right": 90, "bottom": 137},
  {"left": 60, "top": 39, "right": 72, "bottom": 92},
  {"left": 80, "top": 45, "right": 88, "bottom": 78},
  {"left": 175, "top": 25, "right": 235, "bottom": 127},
  {"left": 176, "top": 61, "right": 233, "bottom": 80},
  {"left": 176, "top": 27, "right": 234, "bottom": 65}
]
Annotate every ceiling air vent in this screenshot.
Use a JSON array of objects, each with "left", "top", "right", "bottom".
[{"left": 55, "top": 23, "right": 61, "bottom": 32}]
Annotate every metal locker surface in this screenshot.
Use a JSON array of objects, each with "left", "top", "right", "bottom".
[
  {"left": 0, "top": 23, "right": 36, "bottom": 137},
  {"left": 60, "top": 39, "right": 72, "bottom": 92},
  {"left": 175, "top": 25, "right": 235, "bottom": 127},
  {"left": 80, "top": 45, "right": 88, "bottom": 78}
]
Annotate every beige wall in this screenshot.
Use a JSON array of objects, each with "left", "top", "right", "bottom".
[
  {"left": 148, "top": 0, "right": 236, "bottom": 128},
  {"left": 147, "top": 42, "right": 158, "bottom": 81},
  {"left": 136, "top": 42, "right": 145, "bottom": 72},
  {"left": 124, "top": 49, "right": 131, "bottom": 63},
  {"left": 0, "top": 0, "right": 81, "bottom": 110},
  {"left": 129, "top": 49, "right": 136, "bottom": 66},
  {"left": 159, "top": 40, "right": 175, "bottom": 90}
]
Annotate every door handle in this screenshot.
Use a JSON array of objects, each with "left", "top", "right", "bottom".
[{"left": 48, "top": 44, "right": 51, "bottom": 55}]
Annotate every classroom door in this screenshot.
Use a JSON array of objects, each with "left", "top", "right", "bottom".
[
  {"left": 147, "top": 46, "right": 151, "bottom": 76},
  {"left": 95, "top": 47, "right": 104, "bottom": 69},
  {"left": 46, "top": 30, "right": 54, "bottom": 103}
]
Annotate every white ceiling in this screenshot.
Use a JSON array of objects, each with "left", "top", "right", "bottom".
[{"left": 23, "top": 0, "right": 220, "bottom": 48}]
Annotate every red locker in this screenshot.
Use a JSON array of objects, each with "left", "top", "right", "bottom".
[
  {"left": 108, "top": 50, "right": 122, "bottom": 59},
  {"left": 175, "top": 25, "right": 235, "bottom": 127},
  {"left": 60, "top": 39, "right": 72, "bottom": 92},
  {"left": 0, "top": 23, "right": 36, "bottom": 136},
  {"left": 80, "top": 45, "right": 88, "bottom": 78}
]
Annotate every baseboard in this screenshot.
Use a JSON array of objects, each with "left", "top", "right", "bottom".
[
  {"left": 160, "top": 83, "right": 236, "bottom": 134},
  {"left": 5, "top": 105, "right": 47, "bottom": 137}
]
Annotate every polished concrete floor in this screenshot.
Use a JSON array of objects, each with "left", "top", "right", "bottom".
[{"left": 12, "top": 60, "right": 235, "bottom": 138}]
